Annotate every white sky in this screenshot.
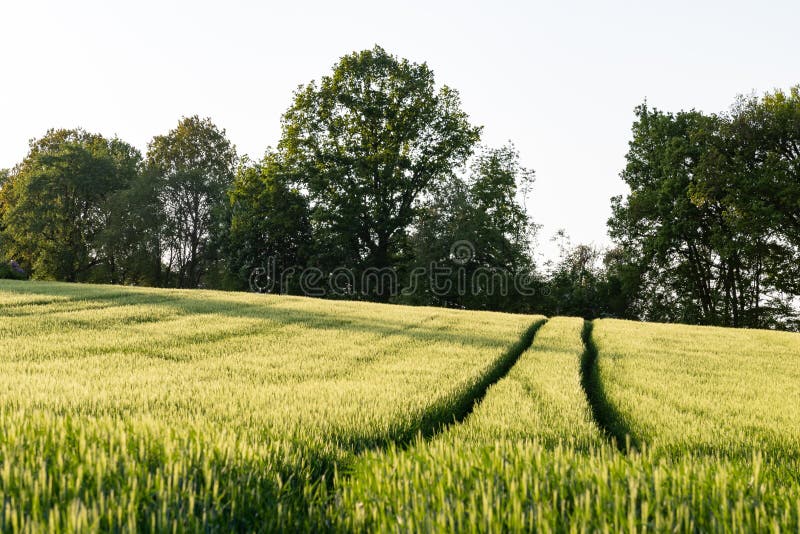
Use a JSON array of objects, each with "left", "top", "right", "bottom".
[{"left": 1, "top": 0, "right": 798, "bottom": 262}]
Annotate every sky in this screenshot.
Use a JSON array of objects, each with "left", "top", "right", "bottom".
[{"left": 1, "top": 0, "right": 798, "bottom": 263}]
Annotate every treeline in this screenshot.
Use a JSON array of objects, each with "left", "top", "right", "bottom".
[
  {"left": 0, "top": 118, "right": 236, "bottom": 288},
  {"left": 0, "top": 46, "right": 798, "bottom": 329},
  {"left": 0, "top": 47, "right": 544, "bottom": 313}
]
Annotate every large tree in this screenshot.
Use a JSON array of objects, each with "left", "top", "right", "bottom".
[
  {"left": 609, "top": 99, "right": 797, "bottom": 329},
  {"left": 609, "top": 106, "right": 718, "bottom": 324},
  {"left": 279, "top": 46, "right": 481, "bottom": 300},
  {"left": 0, "top": 129, "right": 140, "bottom": 282},
  {"left": 719, "top": 88, "right": 800, "bottom": 299},
  {"left": 147, "top": 116, "right": 237, "bottom": 288}
]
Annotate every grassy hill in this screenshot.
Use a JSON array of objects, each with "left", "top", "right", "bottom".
[{"left": 0, "top": 280, "right": 799, "bottom": 532}]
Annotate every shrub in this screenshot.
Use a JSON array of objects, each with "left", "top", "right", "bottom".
[{"left": 0, "top": 260, "right": 27, "bottom": 280}]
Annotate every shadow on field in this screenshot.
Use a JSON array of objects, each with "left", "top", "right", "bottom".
[
  {"left": 580, "top": 320, "right": 639, "bottom": 453},
  {"left": 0, "top": 281, "right": 516, "bottom": 349}
]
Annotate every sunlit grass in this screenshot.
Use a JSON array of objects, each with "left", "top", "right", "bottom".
[
  {"left": 3, "top": 281, "right": 800, "bottom": 532},
  {"left": 338, "top": 318, "right": 800, "bottom": 532},
  {"left": 594, "top": 319, "right": 800, "bottom": 463},
  {"left": 0, "top": 280, "right": 539, "bottom": 531}
]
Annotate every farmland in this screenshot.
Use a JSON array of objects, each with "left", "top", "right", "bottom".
[
  {"left": 341, "top": 318, "right": 800, "bottom": 532},
  {"left": 1, "top": 280, "right": 800, "bottom": 532}
]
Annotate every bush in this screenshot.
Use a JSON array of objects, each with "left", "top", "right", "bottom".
[{"left": 0, "top": 260, "right": 28, "bottom": 280}]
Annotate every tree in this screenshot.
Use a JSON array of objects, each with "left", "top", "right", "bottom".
[
  {"left": 0, "top": 168, "right": 9, "bottom": 236},
  {"left": 226, "top": 153, "right": 312, "bottom": 292},
  {"left": 539, "top": 233, "right": 639, "bottom": 319},
  {"left": 720, "top": 88, "right": 800, "bottom": 299},
  {"left": 0, "top": 129, "right": 140, "bottom": 282},
  {"left": 279, "top": 46, "right": 481, "bottom": 300},
  {"left": 685, "top": 87, "right": 800, "bottom": 328},
  {"left": 599, "top": 245, "right": 643, "bottom": 319},
  {"left": 609, "top": 106, "right": 719, "bottom": 324},
  {"left": 609, "top": 100, "right": 797, "bottom": 329},
  {"left": 0, "top": 168, "right": 10, "bottom": 264},
  {"left": 96, "top": 168, "right": 165, "bottom": 285},
  {"left": 403, "top": 144, "right": 538, "bottom": 311},
  {"left": 147, "top": 116, "right": 237, "bottom": 288},
  {"left": 543, "top": 232, "right": 603, "bottom": 317}
]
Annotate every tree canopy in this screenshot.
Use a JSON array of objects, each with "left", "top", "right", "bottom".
[
  {"left": 0, "top": 129, "right": 140, "bottom": 282},
  {"left": 226, "top": 153, "right": 311, "bottom": 292},
  {"left": 608, "top": 87, "right": 800, "bottom": 329},
  {"left": 146, "top": 116, "right": 237, "bottom": 288},
  {"left": 279, "top": 46, "right": 481, "bottom": 299}
]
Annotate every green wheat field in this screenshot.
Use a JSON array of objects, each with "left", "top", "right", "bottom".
[{"left": 1, "top": 280, "right": 799, "bottom": 532}]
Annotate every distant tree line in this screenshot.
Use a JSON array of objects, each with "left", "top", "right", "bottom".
[{"left": 0, "top": 47, "right": 797, "bottom": 329}]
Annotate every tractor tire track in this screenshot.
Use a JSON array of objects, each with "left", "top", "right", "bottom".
[{"left": 580, "top": 319, "right": 639, "bottom": 453}]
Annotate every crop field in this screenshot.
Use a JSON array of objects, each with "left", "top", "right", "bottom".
[
  {"left": 0, "top": 280, "right": 541, "bottom": 531},
  {"left": 1, "top": 280, "right": 800, "bottom": 532},
  {"left": 593, "top": 319, "right": 800, "bottom": 460},
  {"left": 342, "top": 319, "right": 800, "bottom": 532}
]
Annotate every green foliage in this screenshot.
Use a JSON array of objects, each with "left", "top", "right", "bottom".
[
  {"left": 0, "top": 261, "right": 27, "bottom": 280},
  {"left": 0, "top": 48, "right": 546, "bottom": 313},
  {"left": 279, "top": 46, "right": 481, "bottom": 299},
  {"left": 95, "top": 168, "right": 166, "bottom": 285},
  {"left": 705, "top": 87, "right": 800, "bottom": 303},
  {"left": 2, "top": 51, "right": 795, "bottom": 330},
  {"left": 0, "top": 129, "right": 141, "bottom": 282},
  {"left": 610, "top": 89, "right": 800, "bottom": 329},
  {"left": 226, "top": 154, "right": 312, "bottom": 291},
  {"left": 146, "top": 116, "right": 237, "bottom": 288},
  {"left": 0, "top": 169, "right": 9, "bottom": 262},
  {"left": 402, "top": 144, "right": 538, "bottom": 311},
  {"left": 539, "top": 236, "right": 639, "bottom": 319},
  {"left": 544, "top": 234, "right": 607, "bottom": 317}
]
